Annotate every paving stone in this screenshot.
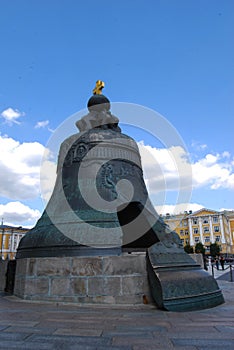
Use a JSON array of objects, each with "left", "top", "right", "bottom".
[
  {"left": 102, "top": 330, "right": 154, "bottom": 338},
  {"left": 54, "top": 327, "right": 102, "bottom": 336},
  {"left": 4, "top": 326, "right": 57, "bottom": 335},
  {"left": 27, "top": 334, "right": 111, "bottom": 346},
  {"left": 0, "top": 276, "right": 233, "bottom": 349},
  {"left": 97, "top": 347, "right": 132, "bottom": 350},
  {"left": 0, "top": 325, "right": 9, "bottom": 331},
  {"left": 197, "top": 348, "right": 234, "bottom": 350},
  {"left": 112, "top": 336, "right": 173, "bottom": 348},
  {"left": 0, "top": 340, "right": 54, "bottom": 350},
  {"left": 133, "top": 347, "right": 197, "bottom": 350},
  {"left": 0, "top": 332, "right": 31, "bottom": 341},
  {"left": 215, "top": 325, "right": 234, "bottom": 332},
  {"left": 171, "top": 338, "right": 234, "bottom": 347},
  {"left": 117, "top": 325, "right": 167, "bottom": 332}
]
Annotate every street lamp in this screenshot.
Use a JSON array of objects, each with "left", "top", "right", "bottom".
[{"left": 1, "top": 226, "right": 4, "bottom": 260}]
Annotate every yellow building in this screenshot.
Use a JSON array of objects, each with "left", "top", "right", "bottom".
[
  {"left": 164, "top": 208, "right": 234, "bottom": 256},
  {"left": 0, "top": 224, "right": 29, "bottom": 260}
]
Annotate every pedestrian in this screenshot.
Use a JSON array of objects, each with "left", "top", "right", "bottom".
[
  {"left": 220, "top": 256, "right": 225, "bottom": 270},
  {"left": 203, "top": 255, "right": 208, "bottom": 271},
  {"left": 215, "top": 256, "right": 219, "bottom": 270}
]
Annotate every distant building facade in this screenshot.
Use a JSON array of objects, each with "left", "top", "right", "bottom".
[
  {"left": 0, "top": 224, "right": 29, "bottom": 260},
  {"left": 163, "top": 208, "right": 234, "bottom": 256}
]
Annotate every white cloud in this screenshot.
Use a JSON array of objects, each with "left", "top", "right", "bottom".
[
  {"left": 0, "top": 135, "right": 56, "bottom": 200},
  {"left": 138, "top": 142, "right": 192, "bottom": 193},
  {"left": 138, "top": 142, "right": 234, "bottom": 193},
  {"left": 40, "top": 159, "right": 57, "bottom": 203},
  {"left": 191, "top": 141, "right": 208, "bottom": 152},
  {"left": 220, "top": 207, "right": 234, "bottom": 212},
  {"left": 0, "top": 201, "right": 41, "bottom": 227},
  {"left": 192, "top": 153, "right": 234, "bottom": 190},
  {"left": 155, "top": 203, "right": 204, "bottom": 215},
  {"left": 1, "top": 108, "right": 25, "bottom": 125},
  {"left": 35, "top": 120, "right": 49, "bottom": 129}
]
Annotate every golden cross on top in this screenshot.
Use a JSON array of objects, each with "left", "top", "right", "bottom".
[{"left": 93, "top": 80, "right": 105, "bottom": 95}]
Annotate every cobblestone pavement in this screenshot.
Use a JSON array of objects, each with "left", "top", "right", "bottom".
[{"left": 0, "top": 279, "right": 233, "bottom": 350}]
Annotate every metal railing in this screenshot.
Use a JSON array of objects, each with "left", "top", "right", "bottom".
[{"left": 211, "top": 263, "right": 233, "bottom": 282}]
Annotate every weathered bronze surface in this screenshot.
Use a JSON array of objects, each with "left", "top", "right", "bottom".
[{"left": 16, "top": 84, "right": 224, "bottom": 311}]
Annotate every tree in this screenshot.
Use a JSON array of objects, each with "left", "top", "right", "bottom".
[
  {"left": 195, "top": 242, "right": 205, "bottom": 255},
  {"left": 184, "top": 244, "right": 194, "bottom": 254},
  {"left": 210, "top": 242, "right": 221, "bottom": 257}
]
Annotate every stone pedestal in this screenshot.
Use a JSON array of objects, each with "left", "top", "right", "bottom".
[{"left": 14, "top": 253, "right": 152, "bottom": 305}]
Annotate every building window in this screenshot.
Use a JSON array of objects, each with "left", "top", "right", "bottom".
[
  {"left": 185, "top": 230, "right": 189, "bottom": 236},
  {"left": 203, "top": 226, "right": 209, "bottom": 233},
  {"left": 180, "top": 230, "right": 184, "bottom": 235},
  {"left": 185, "top": 239, "right": 189, "bottom": 244},
  {"left": 194, "top": 237, "right": 200, "bottom": 243},
  {"left": 214, "top": 226, "right": 220, "bottom": 232},
  {"left": 215, "top": 236, "right": 221, "bottom": 242},
  {"left": 183, "top": 220, "right": 188, "bottom": 227},
  {"left": 193, "top": 228, "right": 199, "bottom": 234},
  {"left": 204, "top": 236, "right": 210, "bottom": 243},
  {"left": 193, "top": 218, "right": 198, "bottom": 225},
  {"left": 13, "top": 236, "right": 18, "bottom": 251},
  {"left": 203, "top": 217, "right": 208, "bottom": 224},
  {"left": 213, "top": 216, "right": 219, "bottom": 223},
  {"left": 2, "top": 235, "right": 6, "bottom": 248}
]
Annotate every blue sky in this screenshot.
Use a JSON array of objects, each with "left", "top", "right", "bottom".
[{"left": 0, "top": 0, "right": 233, "bottom": 227}]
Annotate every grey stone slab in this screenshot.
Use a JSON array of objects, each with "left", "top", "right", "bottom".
[
  {"left": 28, "top": 258, "right": 37, "bottom": 276},
  {"left": 0, "top": 332, "right": 31, "bottom": 341},
  {"left": 51, "top": 277, "right": 71, "bottom": 296},
  {"left": 103, "top": 255, "right": 146, "bottom": 275},
  {"left": 97, "top": 347, "right": 132, "bottom": 350},
  {"left": 58, "top": 345, "right": 96, "bottom": 350},
  {"left": 27, "top": 334, "right": 111, "bottom": 346},
  {"left": 122, "top": 276, "right": 145, "bottom": 295},
  {"left": 54, "top": 327, "right": 102, "bottom": 336},
  {"left": 197, "top": 348, "right": 234, "bottom": 350},
  {"left": 0, "top": 320, "right": 39, "bottom": 327},
  {"left": 14, "top": 258, "right": 27, "bottom": 276},
  {"left": 71, "top": 257, "right": 103, "bottom": 276},
  {"left": 166, "top": 331, "right": 234, "bottom": 339},
  {"left": 24, "top": 278, "right": 49, "bottom": 296},
  {"left": 0, "top": 341, "right": 54, "bottom": 350},
  {"left": 70, "top": 277, "right": 87, "bottom": 296},
  {"left": 133, "top": 347, "right": 197, "bottom": 350},
  {"left": 104, "top": 276, "right": 121, "bottom": 296},
  {"left": 88, "top": 277, "right": 104, "bottom": 296},
  {"left": 102, "top": 330, "right": 153, "bottom": 338},
  {"left": 4, "top": 326, "right": 57, "bottom": 335},
  {"left": 215, "top": 325, "right": 234, "bottom": 333},
  {"left": 172, "top": 338, "right": 234, "bottom": 347},
  {"left": 36, "top": 258, "right": 71, "bottom": 277},
  {"left": 112, "top": 336, "right": 173, "bottom": 347},
  {"left": 117, "top": 325, "right": 167, "bottom": 332},
  {"left": 0, "top": 325, "right": 9, "bottom": 331}
]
